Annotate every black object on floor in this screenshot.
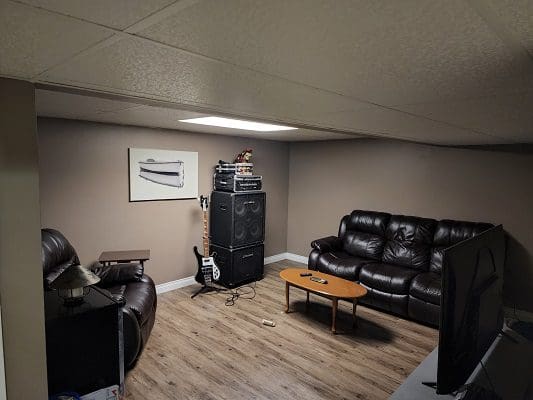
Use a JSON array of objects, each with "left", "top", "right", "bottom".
[
  {"left": 456, "top": 383, "right": 502, "bottom": 400},
  {"left": 509, "top": 321, "right": 533, "bottom": 342},
  {"left": 190, "top": 284, "right": 218, "bottom": 299}
]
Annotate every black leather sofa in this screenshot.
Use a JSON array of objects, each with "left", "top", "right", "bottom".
[
  {"left": 309, "top": 211, "right": 492, "bottom": 326},
  {"left": 41, "top": 228, "right": 157, "bottom": 369}
]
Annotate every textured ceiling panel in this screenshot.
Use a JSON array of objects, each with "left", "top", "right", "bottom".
[
  {"left": 6, "top": 0, "right": 532, "bottom": 145},
  {"left": 41, "top": 36, "right": 365, "bottom": 125},
  {"left": 16, "top": 0, "right": 175, "bottom": 30},
  {"left": 139, "top": 0, "right": 533, "bottom": 106},
  {"left": 61, "top": 104, "right": 354, "bottom": 142},
  {"left": 0, "top": 1, "right": 113, "bottom": 78},
  {"left": 397, "top": 91, "right": 533, "bottom": 142},
  {"left": 317, "top": 105, "right": 506, "bottom": 145},
  {"left": 484, "top": 0, "right": 533, "bottom": 54},
  {"left": 35, "top": 90, "right": 357, "bottom": 141},
  {"left": 35, "top": 89, "right": 141, "bottom": 118}
]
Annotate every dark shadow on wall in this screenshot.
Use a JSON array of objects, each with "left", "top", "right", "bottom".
[{"left": 503, "top": 233, "right": 533, "bottom": 313}]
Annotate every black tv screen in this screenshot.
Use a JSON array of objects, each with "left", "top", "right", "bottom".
[{"left": 437, "top": 225, "right": 505, "bottom": 394}]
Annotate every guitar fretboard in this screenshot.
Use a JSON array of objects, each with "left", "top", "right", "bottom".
[{"left": 203, "top": 210, "right": 209, "bottom": 257}]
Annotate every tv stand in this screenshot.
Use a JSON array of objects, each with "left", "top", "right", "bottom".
[
  {"left": 391, "top": 328, "right": 533, "bottom": 400},
  {"left": 421, "top": 382, "right": 438, "bottom": 390},
  {"left": 390, "top": 348, "right": 454, "bottom": 400}
]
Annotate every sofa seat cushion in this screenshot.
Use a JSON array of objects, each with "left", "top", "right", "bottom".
[
  {"left": 409, "top": 272, "right": 441, "bottom": 306},
  {"left": 359, "top": 263, "right": 420, "bottom": 295},
  {"left": 408, "top": 296, "right": 440, "bottom": 327},
  {"left": 315, "top": 251, "right": 374, "bottom": 281},
  {"left": 358, "top": 288, "right": 409, "bottom": 316}
]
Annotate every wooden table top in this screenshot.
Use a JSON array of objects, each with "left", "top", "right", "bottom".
[
  {"left": 280, "top": 268, "right": 367, "bottom": 299},
  {"left": 98, "top": 249, "right": 150, "bottom": 263}
]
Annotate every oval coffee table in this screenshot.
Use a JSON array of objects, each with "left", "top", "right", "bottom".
[{"left": 280, "top": 268, "right": 367, "bottom": 333}]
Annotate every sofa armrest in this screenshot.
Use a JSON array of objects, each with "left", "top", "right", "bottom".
[
  {"left": 311, "top": 236, "right": 343, "bottom": 254},
  {"left": 89, "top": 261, "right": 144, "bottom": 288}
]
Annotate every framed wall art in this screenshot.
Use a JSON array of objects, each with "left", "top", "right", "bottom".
[{"left": 129, "top": 148, "right": 198, "bottom": 201}]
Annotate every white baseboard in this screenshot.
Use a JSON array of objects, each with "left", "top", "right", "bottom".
[
  {"left": 263, "top": 253, "right": 288, "bottom": 265},
  {"left": 504, "top": 306, "right": 533, "bottom": 323},
  {"left": 283, "top": 252, "right": 308, "bottom": 264},
  {"left": 156, "top": 275, "right": 196, "bottom": 294},
  {"left": 157, "top": 252, "right": 308, "bottom": 294},
  {"left": 264, "top": 252, "right": 307, "bottom": 265}
]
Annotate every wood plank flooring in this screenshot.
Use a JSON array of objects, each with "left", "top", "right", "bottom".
[{"left": 124, "top": 261, "right": 438, "bottom": 400}]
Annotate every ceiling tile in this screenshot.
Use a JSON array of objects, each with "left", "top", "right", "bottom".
[
  {"left": 396, "top": 91, "right": 533, "bottom": 143},
  {"left": 317, "top": 105, "right": 507, "bottom": 145},
  {"left": 484, "top": 0, "right": 533, "bottom": 54},
  {"left": 40, "top": 36, "right": 363, "bottom": 125},
  {"left": 64, "top": 103, "right": 354, "bottom": 141},
  {"left": 0, "top": 1, "right": 113, "bottom": 78},
  {"left": 16, "top": 0, "right": 175, "bottom": 30},
  {"left": 36, "top": 89, "right": 142, "bottom": 118},
  {"left": 139, "top": 0, "right": 533, "bottom": 106}
]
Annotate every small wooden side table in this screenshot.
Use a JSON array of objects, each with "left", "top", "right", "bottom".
[{"left": 98, "top": 249, "right": 150, "bottom": 267}]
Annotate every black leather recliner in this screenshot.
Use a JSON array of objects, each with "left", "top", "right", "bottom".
[
  {"left": 309, "top": 211, "right": 492, "bottom": 326},
  {"left": 41, "top": 228, "right": 157, "bottom": 369}
]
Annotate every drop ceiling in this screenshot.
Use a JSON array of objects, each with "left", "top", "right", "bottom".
[{"left": 2, "top": 0, "right": 533, "bottom": 144}]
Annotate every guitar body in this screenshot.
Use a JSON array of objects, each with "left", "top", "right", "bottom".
[
  {"left": 193, "top": 246, "right": 207, "bottom": 285},
  {"left": 193, "top": 246, "right": 221, "bottom": 285}
]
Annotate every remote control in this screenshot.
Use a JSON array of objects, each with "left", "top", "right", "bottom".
[
  {"left": 310, "top": 276, "right": 328, "bottom": 284},
  {"left": 300, "top": 272, "right": 312, "bottom": 277}
]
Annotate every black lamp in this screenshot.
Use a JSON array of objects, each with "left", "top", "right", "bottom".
[{"left": 50, "top": 264, "right": 101, "bottom": 306}]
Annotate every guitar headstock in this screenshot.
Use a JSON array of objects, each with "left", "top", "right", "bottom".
[{"left": 199, "top": 195, "right": 209, "bottom": 211}]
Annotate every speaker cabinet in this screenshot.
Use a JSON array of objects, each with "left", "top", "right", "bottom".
[
  {"left": 210, "top": 191, "right": 265, "bottom": 248},
  {"left": 211, "top": 243, "right": 264, "bottom": 287}
]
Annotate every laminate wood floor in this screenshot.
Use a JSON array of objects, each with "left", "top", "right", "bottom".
[{"left": 124, "top": 261, "right": 438, "bottom": 400}]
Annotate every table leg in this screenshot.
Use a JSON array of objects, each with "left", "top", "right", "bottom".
[
  {"left": 332, "top": 298, "right": 338, "bottom": 334},
  {"left": 285, "top": 282, "right": 290, "bottom": 313},
  {"left": 306, "top": 291, "right": 310, "bottom": 311},
  {"left": 353, "top": 298, "right": 358, "bottom": 328}
]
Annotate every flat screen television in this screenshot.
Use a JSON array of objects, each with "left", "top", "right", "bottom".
[{"left": 436, "top": 224, "right": 505, "bottom": 394}]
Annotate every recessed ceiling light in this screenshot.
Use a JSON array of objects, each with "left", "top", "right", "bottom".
[{"left": 179, "top": 116, "right": 297, "bottom": 132}]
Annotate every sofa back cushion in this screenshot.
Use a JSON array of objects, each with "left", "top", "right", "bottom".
[
  {"left": 382, "top": 215, "right": 437, "bottom": 270},
  {"left": 340, "top": 210, "right": 391, "bottom": 260},
  {"left": 430, "top": 220, "right": 493, "bottom": 273},
  {"left": 41, "top": 228, "right": 80, "bottom": 288}
]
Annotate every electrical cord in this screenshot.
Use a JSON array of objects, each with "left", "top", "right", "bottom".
[
  {"left": 203, "top": 281, "right": 257, "bottom": 306},
  {"left": 480, "top": 359, "right": 496, "bottom": 394},
  {"left": 224, "top": 282, "right": 257, "bottom": 306}
]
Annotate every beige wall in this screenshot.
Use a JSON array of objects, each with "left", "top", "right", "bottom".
[
  {"left": 38, "top": 118, "right": 289, "bottom": 285},
  {"left": 0, "top": 78, "right": 48, "bottom": 399},
  {"left": 287, "top": 139, "right": 533, "bottom": 312}
]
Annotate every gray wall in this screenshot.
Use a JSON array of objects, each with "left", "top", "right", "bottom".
[
  {"left": 38, "top": 118, "right": 289, "bottom": 285},
  {"left": 38, "top": 118, "right": 533, "bottom": 313},
  {"left": 287, "top": 139, "right": 533, "bottom": 312},
  {"left": 0, "top": 78, "right": 48, "bottom": 399}
]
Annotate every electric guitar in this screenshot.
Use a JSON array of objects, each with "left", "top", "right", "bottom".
[{"left": 193, "top": 195, "right": 221, "bottom": 286}]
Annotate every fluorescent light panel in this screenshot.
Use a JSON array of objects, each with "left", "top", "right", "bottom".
[{"left": 179, "top": 116, "right": 297, "bottom": 132}]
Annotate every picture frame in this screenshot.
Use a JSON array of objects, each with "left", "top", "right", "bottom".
[{"left": 128, "top": 147, "right": 198, "bottom": 202}]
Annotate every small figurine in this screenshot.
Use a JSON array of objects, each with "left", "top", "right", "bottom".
[{"left": 234, "top": 148, "right": 253, "bottom": 163}]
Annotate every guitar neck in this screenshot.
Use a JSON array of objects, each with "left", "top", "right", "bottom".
[{"left": 203, "top": 210, "right": 209, "bottom": 257}]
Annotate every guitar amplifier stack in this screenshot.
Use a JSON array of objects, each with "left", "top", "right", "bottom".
[{"left": 210, "top": 162, "right": 265, "bottom": 288}]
